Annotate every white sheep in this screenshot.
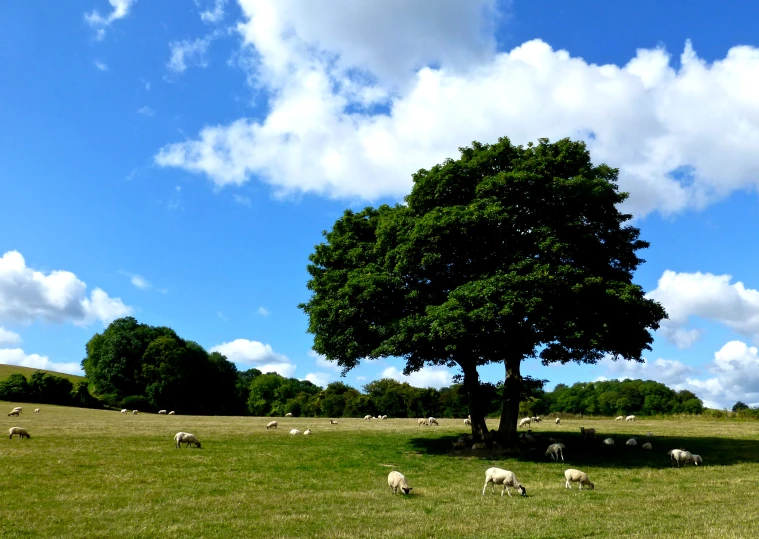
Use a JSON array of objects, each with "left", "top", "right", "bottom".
[
  {"left": 381, "top": 415, "right": 388, "bottom": 420},
  {"left": 7, "top": 411, "right": 19, "bottom": 417},
  {"left": 168, "top": 411, "right": 175, "bottom": 415},
  {"left": 626, "top": 438, "right": 638, "bottom": 446},
  {"left": 266, "top": 421, "right": 278, "bottom": 429},
  {"left": 564, "top": 469, "right": 594, "bottom": 490},
  {"left": 304, "top": 429, "right": 312, "bottom": 435},
  {"left": 641, "top": 442, "right": 652, "bottom": 450},
  {"left": 625, "top": 415, "right": 636, "bottom": 422},
  {"left": 9, "top": 427, "right": 30, "bottom": 439},
  {"left": 555, "top": 417, "right": 561, "bottom": 425},
  {"left": 132, "top": 410, "right": 138, "bottom": 415},
  {"left": 668, "top": 449, "right": 693, "bottom": 467},
  {"left": 417, "top": 418, "right": 426, "bottom": 426},
  {"left": 602, "top": 437, "right": 615, "bottom": 446},
  {"left": 615, "top": 416, "right": 624, "bottom": 421},
  {"left": 482, "top": 467, "right": 526, "bottom": 497},
  {"left": 285, "top": 413, "right": 293, "bottom": 417},
  {"left": 545, "top": 443, "right": 565, "bottom": 461},
  {"left": 427, "top": 417, "right": 439, "bottom": 426},
  {"left": 364, "top": 415, "right": 373, "bottom": 421},
  {"left": 289, "top": 429, "right": 301, "bottom": 435},
  {"left": 579, "top": 427, "right": 596, "bottom": 439},
  {"left": 174, "top": 432, "right": 201, "bottom": 448},
  {"left": 518, "top": 417, "right": 531, "bottom": 428},
  {"left": 121, "top": 409, "right": 127, "bottom": 414},
  {"left": 689, "top": 454, "right": 703, "bottom": 466},
  {"left": 472, "top": 442, "right": 487, "bottom": 450},
  {"left": 33, "top": 408, "right": 40, "bottom": 414},
  {"left": 158, "top": 410, "right": 167, "bottom": 415},
  {"left": 329, "top": 420, "right": 339, "bottom": 425},
  {"left": 12, "top": 407, "right": 22, "bottom": 413},
  {"left": 464, "top": 418, "right": 472, "bottom": 426},
  {"left": 452, "top": 437, "right": 468, "bottom": 449},
  {"left": 387, "top": 471, "right": 413, "bottom": 495}
]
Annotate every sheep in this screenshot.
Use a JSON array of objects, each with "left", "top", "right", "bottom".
[
  {"left": 545, "top": 443, "right": 565, "bottom": 461},
  {"left": 452, "top": 437, "right": 468, "bottom": 449},
  {"left": 121, "top": 409, "right": 127, "bottom": 414},
  {"left": 174, "top": 432, "right": 201, "bottom": 449},
  {"left": 668, "top": 449, "right": 693, "bottom": 467},
  {"left": 518, "top": 417, "right": 531, "bottom": 428},
  {"left": 158, "top": 410, "right": 167, "bottom": 415},
  {"left": 602, "top": 437, "right": 615, "bottom": 446},
  {"left": 564, "top": 469, "right": 594, "bottom": 490},
  {"left": 266, "top": 421, "right": 278, "bottom": 430},
  {"left": 417, "top": 418, "right": 426, "bottom": 426},
  {"left": 9, "top": 427, "right": 30, "bottom": 439},
  {"left": 625, "top": 415, "right": 636, "bottom": 422},
  {"left": 168, "top": 411, "right": 175, "bottom": 415},
  {"left": 7, "top": 411, "right": 19, "bottom": 417},
  {"left": 427, "top": 417, "right": 439, "bottom": 426},
  {"left": 626, "top": 438, "right": 638, "bottom": 446},
  {"left": 381, "top": 415, "right": 388, "bottom": 420},
  {"left": 329, "top": 420, "right": 339, "bottom": 425},
  {"left": 482, "top": 467, "right": 527, "bottom": 497},
  {"left": 388, "top": 471, "right": 413, "bottom": 495},
  {"left": 641, "top": 442, "right": 652, "bottom": 450},
  {"left": 464, "top": 418, "right": 472, "bottom": 426},
  {"left": 615, "top": 416, "right": 624, "bottom": 421},
  {"left": 33, "top": 408, "right": 40, "bottom": 414},
  {"left": 689, "top": 454, "right": 703, "bottom": 466},
  {"left": 364, "top": 415, "right": 373, "bottom": 421},
  {"left": 555, "top": 417, "right": 561, "bottom": 425},
  {"left": 472, "top": 443, "right": 487, "bottom": 450},
  {"left": 285, "top": 413, "right": 293, "bottom": 417},
  {"left": 132, "top": 410, "right": 138, "bottom": 415},
  {"left": 579, "top": 427, "right": 596, "bottom": 439},
  {"left": 290, "top": 429, "right": 301, "bottom": 435},
  {"left": 304, "top": 429, "right": 312, "bottom": 435},
  {"left": 12, "top": 407, "right": 22, "bottom": 413}
]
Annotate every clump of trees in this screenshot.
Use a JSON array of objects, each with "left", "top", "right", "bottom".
[{"left": 0, "top": 371, "right": 100, "bottom": 408}]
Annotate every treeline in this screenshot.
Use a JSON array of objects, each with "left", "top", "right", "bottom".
[{"left": 0, "top": 372, "right": 101, "bottom": 409}]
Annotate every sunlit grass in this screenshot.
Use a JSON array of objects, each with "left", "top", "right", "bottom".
[{"left": 1, "top": 403, "right": 758, "bottom": 538}]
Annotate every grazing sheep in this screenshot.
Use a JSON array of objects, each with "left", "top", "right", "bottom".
[
  {"left": 158, "top": 410, "right": 167, "bottom": 415},
  {"left": 427, "top": 417, "right": 439, "bottom": 426},
  {"left": 304, "top": 429, "right": 312, "bottom": 435},
  {"left": 381, "top": 415, "right": 388, "bottom": 420},
  {"left": 417, "top": 418, "right": 426, "bottom": 426},
  {"left": 289, "top": 429, "right": 301, "bottom": 435},
  {"left": 168, "top": 411, "right": 175, "bottom": 415},
  {"left": 387, "top": 471, "right": 413, "bottom": 495},
  {"left": 518, "top": 417, "right": 531, "bottom": 428},
  {"left": 564, "top": 469, "right": 594, "bottom": 490},
  {"left": 545, "top": 443, "right": 565, "bottom": 461},
  {"left": 12, "top": 407, "right": 22, "bottom": 413},
  {"left": 33, "top": 408, "right": 40, "bottom": 414},
  {"left": 329, "top": 420, "right": 339, "bottom": 425},
  {"left": 626, "top": 438, "right": 638, "bottom": 446},
  {"left": 174, "top": 432, "right": 201, "bottom": 449},
  {"left": 285, "top": 413, "right": 293, "bottom": 417},
  {"left": 642, "top": 442, "right": 652, "bottom": 450},
  {"left": 464, "top": 418, "right": 472, "bottom": 426},
  {"left": 615, "top": 416, "right": 624, "bottom": 421},
  {"left": 9, "top": 427, "right": 30, "bottom": 439},
  {"left": 689, "top": 454, "right": 703, "bottom": 466},
  {"left": 452, "top": 437, "right": 468, "bottom": 449},
  {"left": 668, "top": 449, "right": 693, "bottom": 467},
  {"left": 602, "top": 437, "right": 615, "bottom": 446},
  {"left": 7, "top": 411, "right": 19, "bottom": 417},
  {"left": 121, "top": 409, "right": 127, "bottom": 414},
  {"left": 132, "top": 410, "right": 138, "bottom": 415},
  {"left": 266, "top": 421, "right": 278, "bottom": 430},
  {"left": 472, "top": 443, "right": 487, "bottom": 450},
  {"left": 364, "top": 415, "right": 373, "bottom": 421},
  {"left": 482, "top": 467, "right": 527, "bottom": 497},
  {"left": 646, "top": 431, "right": 654, "bottom": 437},
  {"left": 555, "top": 417, "right": 561, "bottom": 425},
  {"left": 579, "top": 427, "right": 596, "bottom": 439},
  {"left": 625, "top": 415, "right": 636, "bottom": 422}
]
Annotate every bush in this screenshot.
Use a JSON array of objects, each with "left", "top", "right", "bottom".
[{"left": 120, "top": 395, "right": 152, "bottom": 412}]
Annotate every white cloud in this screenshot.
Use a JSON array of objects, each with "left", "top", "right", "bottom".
[
  {"left": 257, "top": 306, "right": 270, "bottom": 317},
  {"left": 684, "top": 341, "right": 759, "bottom": 408},
  {"left": 199, "top": 0, "right": 227, "bottom": 24},
  {"left": 600, "top": 356, "right": 696, "bottom": 388},
  {"left": 94, "top": 61, "right": 109, "bottom": 72},
  {"left": 156, "top": 2, "right": 759, "bottom": 217},
  {"left": 0, "top": 348, "right": 84, "bottom": 376},
  {"left": 166, "top": 36, "right": 213, "bottom": 74},
  {"left": 0, "top": 251, "right": 132, "bottom": 326},
  {"left": 308, "top": 349, "right": 340, "bottom": 371},
  {"left": 233, "top": 194, "right": 251, "bottom": 206},
  {"left": 257, "top": 362, "right": 296, "bottom": 377},
  {"left": 84, "top": 0, "right": 136, "bottom": 41},
  {"left": 304, "top": 372, "right": 330, "bottom": 387},
  {"left": 119, "top": 271, "right": 151, "bottom": 290},
  {"left": 381, "top": 366, "right": 453, "bottom": 389},
  {"left": 141, "top": 78, "right": 151, "bottom": 90},
  {"left": 647, "top": 270, "right": 759, "bottom": 345},
  {"left": 355, "top": 375, "right": 367, "bottom": 382},
  {"left": 137, "top": 106, "right": 155, "bottom": 117},
  {"left": 210, "top": 338, "right": 295, "bottom": 376},
  {"left": 0, "top": 327, "right": 21, "bottom": 346}
]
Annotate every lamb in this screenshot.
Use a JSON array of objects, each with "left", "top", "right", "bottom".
[
  {"left": 329, "top": 420, "right": 339, "bottom": 425},
  {"left": 579, "top": 427, "right": 596, "bottom": 439},
  {"left": 290, "top": 429, "right": 301, "bottom": 435},
  {"left": 626, "top": 438, "right": 638, "bottom": 446},
  {"left": 9, "top": 427, "right": 30, "bottom": 439},
  {"left": 33, "top": 408, "right": 40, "bottom": 414},
  {"left": 668, "top": 449, "right": 693, "bottom": 467},
  {"left": 641, "top": 442, "right": 652, "bottom": 450},
  {"left": 132, "top": 410, "right": 138, "bottom": 415},
  {"left": 285, "top": 413, "right": 293, "bottom": 417},
  {"left": 545, "top": 443, "right": 565, "bottom": 461},
  {"left": 602, "top": 438, "right": 615, "bottom": 446},
  {"left": 564, "top": 469, "right": 594, "bottom": 490},
  {"left": 518, "top": 417, "right": 531, "bottom": 428},
  {"left": 174, "top": 432, "right": 201, "bottom": 449},
  {"left": 464, "top": 418, "right": 472, "bottom": 426},
  {"left": 266, "top": 421, "right": 278, "bottom": 429},
  {"left": 121, "top": 409, "right": 127, "bottom": 414},
  {"left": 615, "top": 416, "right": 624, "bottom": 421},
  {"left": 417, "top": 418, "right": 426, "bottom": 426},
  {"left": 427, "top": 417, "right": 439, "bottom": 426},
  {"left": 158, "top": 410, "right": 167, "bottom": 415},
  {"left": 304, "top": 429, "right": 312, "bottom": 435},
  {"left": 555, "top": 417, "right": 561, "bottom": 425},
  {"left": 625, "top": 415, "right": 636, "bottom": 422},
  {"left": 387, "top": 471, "right": 413, "bottom": 495},
  {"left": 168, "top": 411, "right": 175, "bottom": 415},
  {"left": 482, "top": 467, "right": 527, "bottom": 497}
]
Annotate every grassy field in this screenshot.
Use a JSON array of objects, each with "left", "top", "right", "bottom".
[
  {"left": 1, "top": 403, "right": 758, "bottom": 538},
  {"left": 0, "top": 364, "right": 85, "bottom": 385}
]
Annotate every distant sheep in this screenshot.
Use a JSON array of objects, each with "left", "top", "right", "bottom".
[
  {"left": 625, "top": 415, "right": 636, "bottom": 422},
  {"left": 464, "top": 418, "right": 472, "bottom": 426},
  {"left": 564, "top": 469, "right": 594, "bottom": 490},
  {"left": 452, "top": 437, "right": 468, "bottom": 449},
  {"left": 266, "top": 421, "right": 278, "bottom": 429},
  {"left": 7, "top": 411, "right": 19, "bottom": 417},
  {"left": 417, "top": 418, "right": 426, "bottom": 426},
  {"left": 290, "top": 429, "right": 301, "bottom": 435},
  {"left": 132, "top": 410, "right": 138, "bottom": 415},
  {"left": 33, "top": 408, "right": 40, "bottom": 414},
  {"left": 472, "top": 443, "right": 487, "bottom": 450},
  {"left": 12, "top": 407, "right": 22, "bottom": 413},
  {"left": 626, "top": 438, "right": 638, "bottom": 446},
  {"left": 121, "top": 409, "right": 127, "bottom": 414},
  {"left": 668, "top": 449, "right": 693, "bottom": 467},
  {"left": 174, "top": 432, "right": 201, "bottom": 448},
  {"left": 482, "top": 467, "right": 526, "bottom": 497},
  {"left": 579, "top": 427, "right": 596, "bottom": 439},
  {"left": 304, "top": 429, "right": 312, "bottom": 435},
  {"left": 364, "top": 415, "right": 373, "bottom": 421},
  {"left": 381, "top": 415, "right": 388, "bottom": 420},
  {"left": 642, "top": 442, "right": 652, "bottom": 450},
  {"left": 615, "top": 416, "right": 624, "bottom": 421},
  {"left": 427, "top": 417, "right": 439, "bottom": 426},
  {"left": 285, "top": 413, "right": 293, "bottom": 417},
  {"left": 168, "top": 411, "right": 175, "bottom": 415},
  {"left": 602, "top": 438, "right": 615, "bottom": 446},
  {"left": 9, "top": 427, "right": 30, "bottom": 440},
  {"left": 158, "top": 410, "right": 167, "bottom": 415},
  {"left": 555, "top": 417, "right": 561, "bottom": 425},
  {"left": 518, "top": 417, "right": 531, "bottom": 428},
  {"left": 388, "top": 471, "right": 413, "bottom": 495},
  {"left": 329, "top": 420, "right": 339, "bottom": 425},
  {"left": 545, "top": 443, "right": 565, "bottom": 461},
  {"left": 689, "top": 454, "right": 703, "bottom": 466}
]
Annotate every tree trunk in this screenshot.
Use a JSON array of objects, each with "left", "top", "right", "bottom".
[
  {"left": 462, "top": 363, "right": 489, "bottom": 443},
  {"left": 497, "top": 357, "right": 523, "bottom": 446}
]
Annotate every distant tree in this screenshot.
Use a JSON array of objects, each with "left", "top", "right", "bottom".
[
  {"left": 732, "top": 401, "right": 750, "bottom": 412},
  {"left": 301, "top": 137, "right": 667, "bottom": 443},
  {"left": 0, "top": 374, "right": 31, "bottom": 401}
]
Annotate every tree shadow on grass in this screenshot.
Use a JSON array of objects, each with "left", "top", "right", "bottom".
[{"left": 408, "top": 430, "right": 759, "bottom": 469}]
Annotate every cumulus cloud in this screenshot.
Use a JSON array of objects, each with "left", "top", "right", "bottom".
[
  {"left": 0, "top": 327, "right": 21, "bottom": 346},
  {"left": 0, "top": 250, "right": 132, "bottom": 326},
  {"left": 599, "top": 356, "right": 697, "bottom": 388},
  {"left": 198, "top": 0, "right": 227, "bottom": 24},
  {"left": 210, "top": 338, "right": 295, "bottom": 376},
  {"left": 304, "top": 372, "right": 330, "bottom": 387},
  {"left": 685, "top": 341, "right": 759, "bottom": 408},
  {"left": 648, "top": 270, "right": 759, "bottom": 345},
  {"left": 166, "top": 36, "right": 214, "bottom": 74},
  {"left": 381, "top": 366, "right": 453, "bottom": 389},
  {"left": 307, "top": 350, "right": 341, "bottom": 371},
  {"left": 156, "top": 1, "right": 759, "bottom": 217},
  {"left": 0, "top": 348, "right": 83, "bottom": 376},
  {"left": 84, "top": 0, "right": 136, "bottom": 41}
]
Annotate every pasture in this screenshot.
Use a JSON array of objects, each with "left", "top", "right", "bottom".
[{"left": 1, "top": 403, "right": 758, "bottom": 538}]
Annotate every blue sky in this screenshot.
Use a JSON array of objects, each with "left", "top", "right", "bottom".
[{"left": 2, "top": 0, "right": 759, "bottom": 409}]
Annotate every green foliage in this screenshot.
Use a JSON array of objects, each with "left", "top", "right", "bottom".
[
  {"left": 0, "top": 372, "right": 99, "bottom": 408},
  {"left": 733, "top": 401, "right": 750, "bottom": 412}
]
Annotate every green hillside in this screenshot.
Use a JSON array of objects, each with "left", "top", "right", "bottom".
[{"left": 0, "top": 363, "right": 85, "bottom": 385}]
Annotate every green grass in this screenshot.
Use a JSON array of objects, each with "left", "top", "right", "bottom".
[
  {"left": 1, "top": 404, "right": 758, "bottom": 538},
  {"left": 0, "top": 364, "right": 86, "bottom": 385}
]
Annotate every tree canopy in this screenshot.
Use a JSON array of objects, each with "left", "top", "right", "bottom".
[{"left": 300, "top": 136, "right": 667, "bottom": 442}]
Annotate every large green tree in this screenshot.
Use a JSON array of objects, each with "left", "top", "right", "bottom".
[{"left": 300, "top": 137, "right": 667, "bottom": 443}]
